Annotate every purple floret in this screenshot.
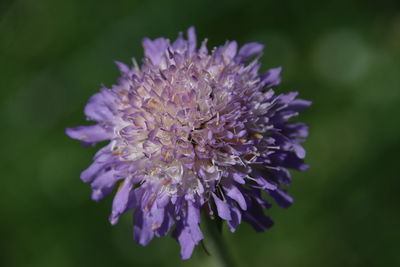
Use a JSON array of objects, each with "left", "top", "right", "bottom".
[{"left": 66, "top": 27, "right": 311, "bottom": 260}]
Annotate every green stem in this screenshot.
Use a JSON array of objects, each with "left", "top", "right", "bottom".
[{"left": 202, "top": 216, "right": 237, "bottom": 267}]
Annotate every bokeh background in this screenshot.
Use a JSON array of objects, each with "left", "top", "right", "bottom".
[{"left": 1, "top": 0, "right": 400, "bottom": 266}]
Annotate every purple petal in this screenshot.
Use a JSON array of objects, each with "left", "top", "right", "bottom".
[
  {"left": 178, "top": 227, "right": 195, "bottom": 260},
  {"left": 80, "top": 152, "right": 112, "bottom": 183},
  {"left": 236, "top": 42, "right": 264, "bottom": 63},
  {"left": 109, "top": 177, "right": 134, "bottom": 225},
  {"left": 149, "top": 204, "right": 166, "bottom": 232},
  {"left": 282, "top": 153, "right": 310, "bottom": 171},
  {"left": 226, "top": 41, "right": 238, "bottom": 59},
  {"left": 293, "top": 143, "right": 306, "bottom": 159},
  {"left": 232, "top": 172, "right": 246, "bottom": 184},
  {"left": 219, "top": 41, "right": 238, "bottom": 60},
  {"left": 227, "top": 202, "right": 242, "bottom": 232},
  {"left": 287, "top": 99, "right": 312, "bottom": 112},
  {"left": 133, "top": 209, "right": 155, "bottom": 246},
  {"left": 66, "top": 124, "right": 111, "bottom": 144},
  {"left": 230, "top": 166, "right": 250, "bottom": 184},
  {"left": 212, "top": 193, "right": 232, "bottom": 221},
  {"left": 271, "top": 168, "right": 292, "bottom": 185},
  {"left": 156, "top": 194, "right": 170, "bottom": 209},
  {"left": 199, "top": 39, "right": 208, "bottom": 55},
  {"left": 142, "top": 37, "right": 169, "bottom": 66},
  {"left": 187, "top": 201, "right": 201, "bottom": 225},
  {"left": 257, "top": 177, "right": 278, "bottom": 190},
  {"left": 172, "top": 32, "right": 185, "bottom": 51},
  {"left": 243, "top": 201, "right": 274, "bottom": 232},
  {"left": 248, "top": 189, "right": 272, "bottom": 209},
  {"left": 284, "top": 122, "right": 309, "bottom": 138},
  {"left": 260, "top": 67, "right": 282, "bottom": 88},
  {"left": 155, "top": 209, "right": 174, "bottom": 237},
  {"left": 224, "top": 184, "right": 247, "bottom": 210},
  {"left": 173, "top": 222, "right": 196, "bottom": 260},
  {"left": 84, "top": 89, "right": 116, "bottom": 122},
  {"left": 91, "top": 168, "right": 119, "bottom": 202},
  {"left": 278, "top": 91, "right": 298, "bottom": 104},
  {"left": 187, "top": 27, "right": 197, "bottom": 55},
  {"left": 269, "top": 188, "right": 293, "bottom": 208},
  {"left": 187, "top": 201, "right": 203, "bottom": 243},
  {"left": 250, "top": 167, "right": 278, "bottom": 190},
  {"left": 114, "top": 60, "right": 130, "bottom": 74}
]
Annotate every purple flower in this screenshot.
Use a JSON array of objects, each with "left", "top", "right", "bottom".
[{"left": 66, "top": 27, "right": 311, "bottom": 259}]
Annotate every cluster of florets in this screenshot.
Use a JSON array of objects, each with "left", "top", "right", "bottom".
[{"left": 66, "top": 27, "right": 310, "bottom": 259}]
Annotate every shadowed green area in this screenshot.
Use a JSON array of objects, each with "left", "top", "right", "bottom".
[{"left": 1, "top": 0, "right": 399, "bottom": 266}]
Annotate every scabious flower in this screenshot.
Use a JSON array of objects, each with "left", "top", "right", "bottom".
[{"left": 66, "top": 27, "right": 311, "bottom": 259}]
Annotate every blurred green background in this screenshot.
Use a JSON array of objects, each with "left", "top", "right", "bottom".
[{"left": 1, "top": 0, "right": 400, "bottom": 266}]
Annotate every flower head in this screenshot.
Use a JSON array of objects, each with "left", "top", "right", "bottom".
[{"left": 66, "top": 27, "right": 311, "bottom": 259}]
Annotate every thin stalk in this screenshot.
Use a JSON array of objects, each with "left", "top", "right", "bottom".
[{"left": 202, "top": 216, "right": 237, "bottom": 267}]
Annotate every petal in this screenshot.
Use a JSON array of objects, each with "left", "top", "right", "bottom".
[
  {"left": 270, "top": 168, "right": 292, "bottom": 185},
  {"left": 284, "top": 122, "right": 309, "bottom": 138},
  {"left": 243, "top": 200, "right": 274, "bottom": 232},
  {"left": 212, "top": 193, "right": 232, "bottom": 221},
  {"left": 260, "top": 67, "right": 282, "bottom": 88},
  {"left": 66, "top": 124, "right": 112, "bottom": 144},
  {"left": 93, "top": 143, "right": 112, "bottom": 160},
  {"left": 279, "top": 152, "right": 310, "bottom": 171},
  {"left": 278, "top": 91, "right": 298, "bottom": 105},
  {"left": 224, "top": 41, "right": 238, "bottom": 60},
  {"left": 271, "top": 132, "right": 293, "bottom": 151},
  {"left": 255, "top": 177, "right": 278, "bottom": 190},
  {"left": 80, "top": 152, "right": 112, "bottom": 183},
  {"left": 172, "top": 32, "right": 185, "bottom": 51},
  {"left": 109, "top": 177, "right": 134, "bottom": 225},
  {"left": 230, "top": 166, "right": 250, "bottom": 184},
  {"left": 293, "top": 143, "right": 306, "bottom": 159},
  {"left": 232, "top": 172, "right": 246, "bottom": 184},
  {"left": 142, "top": 37, "right": 169, "bottom": 66},
  {"left": 287, "top": 99, "right": 312, "bottom": 112},
  {"left": 156, "top": 194, "right": 170, "bottom": 209},
  {"left": 149, "top": 204, "right": 166, "bottom": 232},
  {"left": 269, "top": 188, "right": 293, "bottom": 208},
  {"left": 216, "top": 41, "right": 237, "bottom": 61},
  {"left": 187, "top": 201, "right": 201, "bottom": 225},
  {"left": 133, "top": 209, "right": 155, "bottom": 246},
  {"left": 91, "top": 168, "right": 119, "bottom": 202},
  {"left": 199, "top": 39, "right": 208, "bottom": 55},
  {"left": 155, "top": 209, "right": 174, "bottom": 237},
  {"left": 250, "top": 166, "right": 278, "bottom": 190},
  {"left": 224, "top": 184, "right": 247, "bottom": 210},
  {"left": 236, "top": 42, "right": 264, "bottom": 63},
  {"left": 187, "top": 201, "right": 203, "bottom": 243},
  {"left": 248, "top": 189, "right": 272, "bottom": 209},
  {"left": 270, "top": 151, "right": 309, "bottom": 171},
  {"left": 114, "top": 60, "right": 130, "bottom": 74},
  {"left": 227, "top": 205, "right": 242, "bottom": 232},
  {"left": 187, "top": 26, "right": 197, "bottom": 55},
  {"left": 176, "top": 226, "right": 195, "bottom": 260},
  {"left": 84, "top": 89, "right": 116, "bottom": 122}
]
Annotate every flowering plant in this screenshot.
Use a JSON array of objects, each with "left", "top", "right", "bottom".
[{"left": 67, "top": 27, "right": 310, "bottom": 259}]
